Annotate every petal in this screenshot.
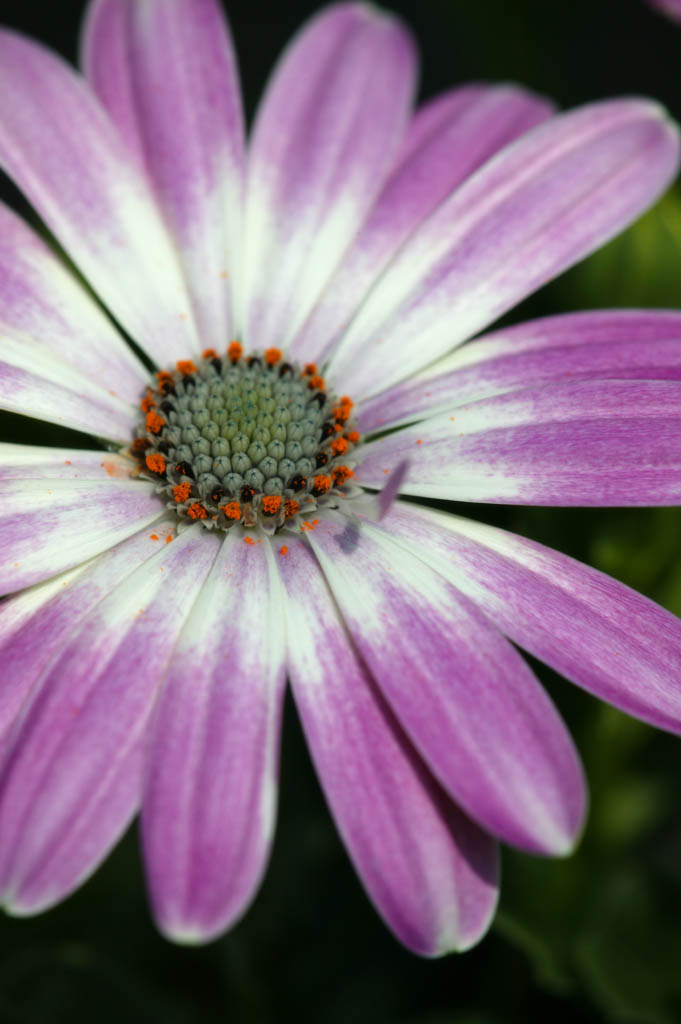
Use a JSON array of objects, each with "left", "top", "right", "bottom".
[
  {"left": 0, "top": 519, "right": 177, "bottom": 743},
  {"left": 242, "top": 3, "right": 417, "bottom": 352},
  {"left": 0, "top": 472, "right": 164, "bottom": 594},
  {"left": 290, "top": 83, "right": 554, "bottom": 365},
  {"left": 0, "top": 331, "right": 136, "bottom": 440},
  {"left": 355, "top": 379, "right": 681, "bottom": 505},
  {"left": 359, "top": 309, "right": 681, "bottom": 433},
  {"left": 382, "top": 503, "right": 681, "bottom": 735},
  {"left": 279, "top": 536, "right": 499, "bottom": 955},
  {"left": 0, "top": 201, "right": 146, "bottom": 404},
  {"left": 0, "top": 525, "right": 220, "bottom": 915},
  {"left": 305, "top": 515, "right": 586, "bottom": 855},
  {"left": 0, "top": 445, "right": 141, "bottom": 481},
  {"left": 0, "top": 29, "right": 200, "bottom": 365},
  {"left": 327, "top": 99, "right": 680, "bottom": 399},
  {"left": 142, "top": 529, "right": 286, "bottom": 943},
  {"left": 82, "top": 0, "right": 245, "bottom": 348}
]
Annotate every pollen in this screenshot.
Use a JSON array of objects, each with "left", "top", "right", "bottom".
[
  {"left": 133, "top": 344, "right": 363, "bottom": 533},
  {"left": 145, "top": 452, "right": 166, "bottom": 474},
  {"left": 173, "top": 482, "right": 192, "bottom": 503}
]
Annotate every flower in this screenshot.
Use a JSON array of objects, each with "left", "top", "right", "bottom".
[
  {"left": 0, "top": 0, "right": 680, "bottom": 958},
  {"left": 648, "top": 0, "right": 681, "bottom": 21}
]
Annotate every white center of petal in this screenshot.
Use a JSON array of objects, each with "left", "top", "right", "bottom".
[{"left": 132, "top": 345, "right": 361, "bottom": 532}]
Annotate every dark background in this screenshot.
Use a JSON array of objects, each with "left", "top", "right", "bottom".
[{"left": 1, "top": 1, "right": 681, "bottom": 1021}]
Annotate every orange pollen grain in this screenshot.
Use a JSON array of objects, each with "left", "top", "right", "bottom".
[
  {"left": 308, "top": 375, "right": 325, "bottom": 391},
  {"left": 284, "top": 499, "right": 299, "bottom": 518},
  {"left": 228, "top": 341, "right": 243, "bottom": 362},
  {"left": 150, "top": 533, "right": 159, "bottom": 541},
  {"left": 262, "top": 495, "right": 282, "bottom": 515},
  {"left": 173, "top": 482, "right": 192, "bottom": 503},
  {"left": 146, "top": 410, "right": 165, "bottom": 434},
  {"left": 264, "top": 347, "right": 282, "bottom": 366},
  {"left": 331, "top": 437, "right": 348, "bottom": 456},
  {"left": 221, "top": 501, "right": 242, "bottom": 520},
  {"left": 333, "top": 404, "right": 352, "bottom": 424},
  {"left": 244, "top": 536, "right": 256, "bottom": 546},
  {"left": 280, "top": 545, "right": 289, "bottom": 556},
  {"left": 312, "top": 474, "right": 331, "bottom": 495},
  {"left": 145, "top": 452, "right": 166, "bottom": 474},
  {"left": 303, "top": 363, "right": 317, "bottom": 376},
  {"left": 187, "top": 502, "right": 207, "bottom": 520},
  {"left": 131, "top": 437, "right": 148, "bottom": 454},
  {"left": 165, "top": 533, "right": 173, "bottom": 544},
  {"left": 156, "top": 370, "right": 173, "bottom": 383},
  {"left": 202, "top": 347, "right": 218, "bottom": 359},
  {"left": 176, "top": 359, "right": 197, "bottom": 376},
  {"left": 332, "top": 465, "right": 354, "bottom": 485},
  {"left": 140, "top": 392, "right": 155, "bottom": 413},
  {"left": 345, "top": 430, "right": 360, "bottom": 443}
]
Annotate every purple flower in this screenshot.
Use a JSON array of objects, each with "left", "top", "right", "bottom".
[
  {"left": 0, "top": 0, "right": 680, "bottom": 956},
  {"left": 649, "top": 0, "right": 681, "bottom": 22}
]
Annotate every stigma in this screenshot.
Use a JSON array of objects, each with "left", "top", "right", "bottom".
[{"left": 130, "top": 344, "right": 362, "bottom": 533}]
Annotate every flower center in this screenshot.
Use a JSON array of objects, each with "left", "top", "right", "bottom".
[{"left": 131, "top": 344, "right": 361, "bottom": 532}]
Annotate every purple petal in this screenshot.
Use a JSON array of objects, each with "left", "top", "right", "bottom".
[
  {"left": 0, "top": 526, "right": 220, "bottom": 915},
  {"left": 0, "top": 445, "right": 141, "bottom": 482},
  {"left": 0, "top": 473, "right": 164, "bottom": 594},
  {"left": 383, "top": 503, "right": 681, "bottom": 735},
  {"left": 0, "top": 335, "right": 136, "bottom": 440},
  {"left": 306, "top": 516, "right": 586, "bottom": 855},
  {"left": 359, "top": 309, "right": 681, "bottom": 433},
  {"left": 278, "top": 536, "right": 498, "bottom": 955},
  {"left": 0, "top": 29, "right": 201, "bottom": 366},
  {"left": 0, "top": 518, "right": 177, "bottom": 746},
  {"left": 649, "top": 0, "right": 681, "bottom": 22},
  {"left": 0, "top": 201, "right": 146, "bottom": 404},
  {"left": 142, "top": 530, "right": 286, "bottom": 943},
  {"left": 242, "top": 3, "right": 417, "bottom": 353},
  {"left": 291, "top": 83, "right": 554, "bottom": 365},
  {"left": 355, "top": 379, "right": 681, "bottom": 506},
  {"left": 82, "top": 0, "right": 245, "bottom": 349},
  {"left": 326, "top": 99, "right": 680, "bottom": 399}
]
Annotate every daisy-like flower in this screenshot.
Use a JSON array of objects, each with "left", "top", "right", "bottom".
[{"left": 1, "top": 0, "right": 681, "bottom": 957}]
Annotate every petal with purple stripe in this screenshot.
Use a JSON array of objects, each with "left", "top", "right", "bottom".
[
  {"left": 291, "top": 83, "right": 554, "bottom": 365},
  {"left": 279, "top": 536, "right": 498, "bottom": 955},
  {"left": 382, "top": 503, "right": 681, "bottom": 735},
  {"left": 0, "top": 333, "right": 136, "bottom": 440},
  {"left": 355, "top": 379, "right": 681, "bottom": 506},
  {"left": 0, "top": 29, "right": 200, "bottom": 366},
  {"left": 359, "top": 309, "right": 681, "bottom": 433},
  {"left": 142, "top": 529, "right": 286, "bottom": 943},
  {"left": 82, "top": 0, "right": 245, "bottom": 349},
  {"left": 327, "top": 99, "right": 680, "bottom": 399},
  {"left": 242, "top": 3, "right": 417, "bottom": 353},
  {"left": 306, "top": 516, "right": 586, "bottom": 855},
  {"left": 0, "top": 202, "right": 146, "bottom": 404},
  {"left": 0, "top": 519, "right": 177, "bottom": 745},
  {"left": 0, "top": 474, "right": 164, "bottom": 594},
  {"left": 0, "top": 525, "right": 220, "bottom": 916}
]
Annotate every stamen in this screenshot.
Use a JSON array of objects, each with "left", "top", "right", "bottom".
[{"left": 132, "top": 344, "right": 362, "bottom": 533}]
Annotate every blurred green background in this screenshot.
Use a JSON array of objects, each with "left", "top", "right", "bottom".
[{"left": 2, "top": 0, "right": 681, "bottom": 1020}]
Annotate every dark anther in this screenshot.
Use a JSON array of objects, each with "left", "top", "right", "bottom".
[
  {"left": 308, "top": 392, "right": 326, "bottom": 409},
  {"left": 315, "top": 452, "right": 329, "bottom": 468},
  {"left": 246, "top": 357, "right": 261, "bottom": 369},
  {"left": 278, "top": 362, "right": 293, "bottom": 378},
  {"left": 210, "top": 486, "right": 226, "bottom": 503},
  {"left": 240, "top": 485, "right": 255, "bottom": 503},
  {"left": 182, "top": 375, "right": 195, "bottom": 389},
  {"left": 211, "top": 358, "right": 222, "bottom": 373},
  {"left": 311, "top": 479, "right": 327, "bottom": 498},
  {"left": 158, "top": 441, "right": 170, "bottom": 454},
  {"left": 159, "top": 381, "right": 176, "bottom": 397},
  {"left": 175, "top": 461, "right": 195, "bottom": 479},
  {"left": 289, "top": 474, "right": 307, "bottom": 492},
  {"left": 320, "top": 421, "right": 335, "bottom": 441},
  {"left": 160, "top": 400, "right": 174, "bottom": 415}
]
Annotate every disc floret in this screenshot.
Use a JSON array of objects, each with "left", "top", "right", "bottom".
[{"left": 132, "top": 345, "right": 361, "bottom": 532}]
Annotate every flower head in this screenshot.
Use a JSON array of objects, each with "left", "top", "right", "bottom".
[{"left": 0, "top": 0, "right": 681, "bottom": 956}]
